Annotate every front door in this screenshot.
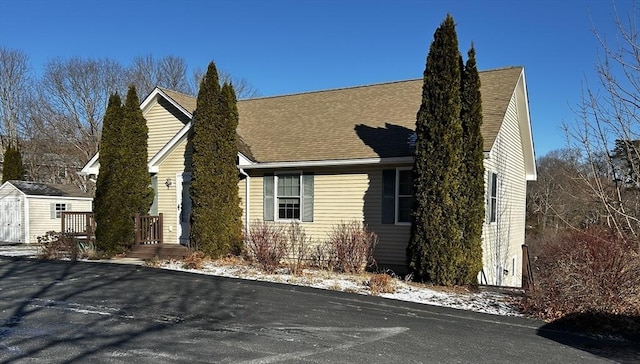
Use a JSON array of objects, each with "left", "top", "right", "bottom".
[{"left": 175, "top": 173, "right": 191, "bottom": 246}]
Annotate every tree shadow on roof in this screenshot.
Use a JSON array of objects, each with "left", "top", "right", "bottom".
[{"left": 354, "top": 123, "right": 414, "bottom": 159}]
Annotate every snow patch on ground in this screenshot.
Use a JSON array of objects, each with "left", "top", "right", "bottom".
[
  {"left": 160, "top": 260, "right": 524, "bottom": 317},
  {"left": 0, "top": 245, "right": 40, "bottom": 257},
  {"left": 0, "top": 246, "right": 524, "bottom": 317}
]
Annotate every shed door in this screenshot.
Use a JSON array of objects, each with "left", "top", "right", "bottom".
[{"left": 0, "top": 198, "right": 22, "bottom": 243}]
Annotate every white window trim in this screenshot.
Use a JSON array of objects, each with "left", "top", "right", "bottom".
[
  {"left": 395, "top": 167, "right": 412, "bottom": 225},
  {"left": 274, "top": 171, "right": 302, "bottom": 222},
  {"left": 55, "top": 203, "right": 67, "bottom": 219},
  {"left": 488, "top": 171, "right": 498, "bottom": 224}
]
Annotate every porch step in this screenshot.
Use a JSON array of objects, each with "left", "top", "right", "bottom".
[{"left": 127, "top": 244, "right": 190, "bottom": 260}]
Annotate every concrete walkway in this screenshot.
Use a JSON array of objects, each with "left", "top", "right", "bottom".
[{"left": 0, "top": 243, "right": 144, "bottom": 265}]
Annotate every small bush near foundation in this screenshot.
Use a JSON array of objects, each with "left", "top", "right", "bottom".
[
  {"left": 309, "top": 243, "right": 332, "bottom": 270},
  {"left": 38, "top": 231, "right": 97, "bottom": 260},
  {"left": 245, "top": 221, "right": 288, "bottom": 273},
  {"left": 367, "top": 273, "right": 395, "bottom": 295},
  {"left": 287, "top": 222, "right": 311, "bottom": 275},
  {"left": 522, "top": 228, "right": 640, "bottom": 321},
  {"left": 143, "top": 255, "right": 163, "bottom": 267},
  {"left": 183, "top": 251, "right": 209, "bottom": 270},
  {"left": 328, "top": 221, "right": 378, "bottom": 274}
]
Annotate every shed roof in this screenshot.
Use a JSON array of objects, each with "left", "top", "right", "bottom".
[{"left": 6, "top": 180, "right": 92, "bottom": 198}]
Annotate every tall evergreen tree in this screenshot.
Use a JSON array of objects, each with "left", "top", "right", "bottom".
[
  {"left": 121, "top": 85, "right": 153, "bottom": 219},
  {"left": 95, "top": 93, "right": 125, "bottom": 254},
  {"left": 94, "top": 87, "right": 152, "bottom": 255},
  {"left": 407, "top": 14, "right": 465, "bottom": 285},
  {"left": 459, "top": 46, "right": 485, "bottom": 284},
  {"left": 190, "top": 62, "right": 243, "bottom": 257},
  {"left": 2, "top": 145, "right": 24, "bottom": 183}
]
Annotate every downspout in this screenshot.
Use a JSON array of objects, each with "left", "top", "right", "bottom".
[{"left": 239, "top": 168, "right": 250, "bottom": 238}]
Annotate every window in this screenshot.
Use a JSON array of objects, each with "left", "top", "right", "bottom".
[
  {"left": 488, "top": 172, "right": 498, "bottom": 223},
  {"left": 396, "top": 169, "right": 413, "bottom": 223},
  {"left": 54, "top": 203, "right": 67, "bottom": 219},
  {"left": 381, "top": 168, "right": 413, "bottom": 224},
  {"left": 277, "top": 174, "right": 301, "bottom": 220},
  {"left": 263, "top": 173, "right": 314, "bottom": 222}
]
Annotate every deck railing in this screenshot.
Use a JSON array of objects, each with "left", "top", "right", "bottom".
[
  {"left": 61, "top": 212, "right": 96, "bottom": 241},
  {"left": 134, "top": 213, "right": 163, "bottom": 244}
]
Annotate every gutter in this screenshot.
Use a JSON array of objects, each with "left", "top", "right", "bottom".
[{"left": 238, "top": 156, "right": 414, "bottom": 170}]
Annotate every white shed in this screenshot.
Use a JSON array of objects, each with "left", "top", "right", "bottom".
[{"left": 0, "top": 180, "right": 93, "bottom": 244}]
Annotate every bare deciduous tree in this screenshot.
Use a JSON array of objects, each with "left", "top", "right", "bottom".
[
  {"left": 129, "top": 55, "right": 193, "bottom": 97},
  {"left": 39, "top": 57, "right": 128, "bottom": 162},
  {"left": 0, "top": 48, "right": 32, "bottom": 146},
  {"left": 565, "top": 2, "right": 640, "bottom": 240},
  {"left": 193, "top": 67, "right": 259, "bottom": 99}
]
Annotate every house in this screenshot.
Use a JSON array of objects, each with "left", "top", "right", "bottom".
[
  {"left": 82, "top": 66, "right": 536, "bottom": 287},
  {"left": 0, "top": 180, "right": 93, "bottom": 244}
]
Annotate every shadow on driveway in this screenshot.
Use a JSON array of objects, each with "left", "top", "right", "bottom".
[
  {"left": 537, "top": 312, "right": 640, "bottom": 364},
  {"left": 0, "top": 256, "right": 249, "bottom": 362}
]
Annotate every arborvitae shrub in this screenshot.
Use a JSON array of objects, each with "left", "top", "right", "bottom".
[
  {"left": 189, "top": 62, "right": 243, "bottom": 257},
  {"left": 407, "top": 14, "right": 465, "bottom": 285}
]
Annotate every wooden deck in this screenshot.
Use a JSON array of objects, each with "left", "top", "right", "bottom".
[{"left": 127, "top": 244, "right": 190, "bottom": 259}]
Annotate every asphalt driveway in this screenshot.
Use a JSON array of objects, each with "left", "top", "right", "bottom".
[{"left": 0, "top": 257, "right": 636, "bottom": 363}]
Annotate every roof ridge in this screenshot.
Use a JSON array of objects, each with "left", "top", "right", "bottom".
[
  {"left": 242, "top": 79, "right": 423, "bottom": 101},
  {"left": 156, "top": 65, "right": 524, "bottom": 103},
  {"left": 238, "top": 66, "right": 523, "bottom": 102},
  {"left": 157, "top": 87, "right": 194, "bottom": 98}
]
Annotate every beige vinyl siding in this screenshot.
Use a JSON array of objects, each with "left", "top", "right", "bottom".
[
  {"left": 245, "top": 166, "right": 411, "bottom": 270},
  {"left": 482, "top": 91, "right": 527, "bottom": 287},
  {"left": 145, "top": 98, "right": 189, "bottom": 161},
  {"left": 156, "top": 137, "right": 191, "bottom": 244},
  {"left": 0, "top": 184, "right": 22, "bottom": 199},
  {"left": 26, "top": 198, "right": 92, "bottom": 244}
]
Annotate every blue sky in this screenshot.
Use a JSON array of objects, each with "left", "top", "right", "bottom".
[{"left": 0, "top": 0, "right": 633, "bottom": 157}]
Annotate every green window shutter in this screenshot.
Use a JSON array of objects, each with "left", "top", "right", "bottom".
[
  {"left": 382, "top": 169, "right": 396, "bottom": 224},
  {"left": 302, "top": 173, "right": 314, "bottom": 222},
  {"left": 50, "top": 203, "right": 56, "bottom": 219},
  {"left": 263, "top": 174, "right": 274, "bottom": 221}
]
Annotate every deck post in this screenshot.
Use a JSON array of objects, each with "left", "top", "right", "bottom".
[
  {"left": 134, "top": 213, "right": 141, "bottom": 245},
  {"left": 158, "top": 213, "right": 164, "bottom": 244}
]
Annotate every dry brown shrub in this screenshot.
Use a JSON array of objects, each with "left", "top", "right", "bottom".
[
  {"left": 183, "top": 251, "right": 209, "bottom": 270},
  {"left": 309, "top": 243, "right": 332, "bottom": 270},
  {"left": 144, "top": 255, "right": 163, "bottom": 267},
  {"left": 328, "top": 221, "right": 378, "bottom": 274},
  {"left": 287, "top": 222, "right": 312, "bottom": 275},
  {"left": 245, "top": 221, "right": 288, "bottom": 273},
  {"left": 368, "top": 273, "right": 395, "bottom": 296},
  {"left": 37, "top": 231, "right": 97, "bottom": 260},
  {"left": 523, "top": 228, "right": 640, "bottom": 320}
]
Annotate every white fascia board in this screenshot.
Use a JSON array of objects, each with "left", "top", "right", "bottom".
[
  {"left": 80, "top": 152, "right": 100, "bottom": 175},
  {"left": 25, "top": 195, "right": 93, "bottom": 202},
  {"left": 140, "top": 88, "right": 194, "bottom": 118},
  {"left": 517, "top": 69, "right": 537, "bottom": 181},
  {"left": 148, "top": 121, "right": 192, "bottom": 173},
  {"left": 238, "top": 153, "right": 254, "bottom": 166},
  {"left": 0, "top": 181, "right": 27, "bottom": 197},
  {"left": 238, "top": 156, "right": 414, "bottom": 170}
]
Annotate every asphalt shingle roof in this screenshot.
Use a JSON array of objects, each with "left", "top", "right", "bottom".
[
  {"left": 8, "top": 180, "right": 92, "bottom": 198},
  {"left": 161, "top": 66, "right": 523, "bottom": 163}
]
